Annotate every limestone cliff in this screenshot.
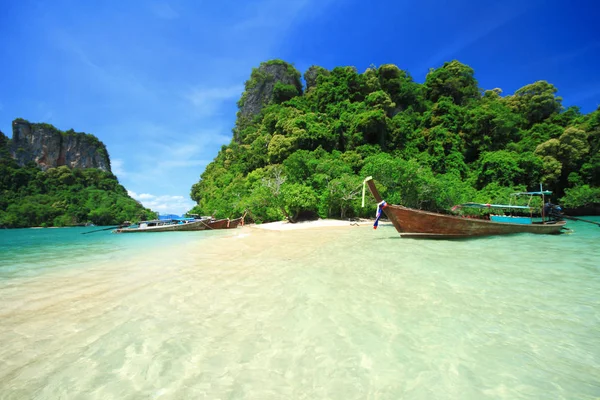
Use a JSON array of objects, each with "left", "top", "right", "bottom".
[
  {"left": 304, "top": 65, "right": 330, "bottom": 92},
  {"left": 237, "top": 60, "right": 303, "bottom": 120},
  {"left": 0, "top": 130, "right": 11, "bottom": 161},
  {"left": 9, "top": 119, "right": 111, "bottom": 172}
]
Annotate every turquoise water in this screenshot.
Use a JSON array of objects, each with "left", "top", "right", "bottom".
[
  {"left": 0, "top": 219, "right": 599, "bottom": 399},
  {"left": 0, "top": 227, "right": 231, "bottom": 279}
]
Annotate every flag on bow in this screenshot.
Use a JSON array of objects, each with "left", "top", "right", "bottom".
[{"left": 374, "top": 200, "right": 387, "bottom": 229}]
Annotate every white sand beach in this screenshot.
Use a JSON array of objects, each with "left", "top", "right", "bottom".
[
  {"left": 1, "top": 219, "right": 599, "bottom": 398},
  {"left": 250, "top": 218, "right": 375, "bottom": 231}
]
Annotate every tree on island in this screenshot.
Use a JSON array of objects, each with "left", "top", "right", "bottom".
[{"left": 188, "top": 59, "right": 599, "bottom": 222}]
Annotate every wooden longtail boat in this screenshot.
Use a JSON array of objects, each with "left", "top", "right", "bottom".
[
  {"left": 205, "top": 218, "right": 229, "bottom": 230},
  {"left": 226, "top": 216, "right": 244, "bottom": 229},
  {"left": 114, "top": 215, "right": 245, "bottom": 233},
  {"left": 114, "top": 218, "right": 210, "bottom": 233},
  {"left": 364, "top": 177, "right": 567, "bottom": 238}
]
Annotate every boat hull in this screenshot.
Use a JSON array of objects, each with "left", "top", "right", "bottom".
[
  {"left": 206, "top": 219, "right": 229, "bottom": 230},
  {"left": 226, "top": 217, "right": 244, "bottom": 229},
  {"left": 115, "top": 219, "right": 211, "bottom": 233},
  {"left": 114, "top": 215, "right": 246, "bottom": 233},
  {"left": 383, "top": 204, "right": 566, "bottom": 237}
]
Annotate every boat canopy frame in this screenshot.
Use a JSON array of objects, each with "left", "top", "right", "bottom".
[{"left": 452, "top": 186, "right": 553, "bottom": 221}]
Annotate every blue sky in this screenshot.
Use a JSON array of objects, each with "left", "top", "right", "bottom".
[{"left": 1, "top": 0, "right": 598, "bottom": 215}]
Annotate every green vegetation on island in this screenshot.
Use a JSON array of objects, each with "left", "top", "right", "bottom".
[
  {"left": 189, "top": 60, "right": 600, "bottom": 222},
  {"left": 0, "top": 126, "right": 155, "bottom": 228}
]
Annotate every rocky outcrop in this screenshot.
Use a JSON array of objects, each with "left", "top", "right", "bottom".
[
  {"left": 237, "top": 60, "right": 303, "bottom": 118},
  {"left": 304, "top": 65, "right": 330, "bottom": 92},
  {"left": 9, "top": 119, "right": 111, "bottom": 172},
  {"left": 0, "top": 130, "right": 11, "bottom": 162}
]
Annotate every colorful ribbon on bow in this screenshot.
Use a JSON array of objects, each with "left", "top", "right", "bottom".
[{"left": 374, "top": 200, "right": 387, "bottom": 229}]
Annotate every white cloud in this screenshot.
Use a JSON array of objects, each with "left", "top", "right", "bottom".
[
  {"left": 128, "top": 191, "right": 196, "bottom": 216},
  {"left": 126, "top": 126, "right": 230, "bottom": 177},
  {"left": 111, "top": 158, "right": 126, "bottom": 177},
  {"left": 108, "top": 125, "right": 230, "bottom": 204},
  {"left": 156, "top": 159, "right": 211, "bottom": 169},
  {"left": 28, "top": 0, "right": 338, "bottom": 217},
  {"left": 185, "top": 85, "right": 243, "bottom": 116}
]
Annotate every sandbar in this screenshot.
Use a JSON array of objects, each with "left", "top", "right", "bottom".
[{"left": 249, "top": 218, "right": 375, "bottom": 231}]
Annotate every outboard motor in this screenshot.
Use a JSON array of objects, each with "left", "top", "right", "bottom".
[{"left": 544, "top": 202, "right": 563, "bottom": 220}]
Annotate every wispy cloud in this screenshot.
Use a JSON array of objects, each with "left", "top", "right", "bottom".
[
  {"left": 4, "top": 0, "right": 335, "bottom": 215},
  {"left": 149, "top": 2, "right": 179, "bottom": 19},
  {"left": 49, "top": 27, "right": 158, "bottom": 106},
  {"left": 111, "top": 158, "right": 126, "bottom": 177},
  {"left": 549, "top": 42, "right": 600, "bottom": 64},
  {"left": 185, "top": 85, "right": 243, "bottom": 116},
  {"left": 566, "top": 83, "right": 600, "bottom": 106},
  {"left": 524, "top": 42, "right": 600, "bottom": 69},
  {"left": 107, "top": 122, "right": 231, "bottom": 209},
  {"left": 37, "top": 102, "right": 54, "bottom": 123},
  {"left": 420, "top": 2, "right": 535, "bottom": 70},
  {"left": 128, "top": 190, "right": 195, "bottom": 215},
  {"left": 232, "top": 0, "right": 314, "bottom": 31}
]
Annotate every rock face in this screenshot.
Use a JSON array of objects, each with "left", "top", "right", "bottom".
[
  {"left": 304, "top": 65, "right": 330, "bottom": 92},
  {"left": 9, "top": 119, "right": 111, "bottom": 172},
  {"left": 238, "top": 60, "right": 303, "bottom": 119},
  {"left": 0, "top": 130, "right": 10, "bottom": 161}
]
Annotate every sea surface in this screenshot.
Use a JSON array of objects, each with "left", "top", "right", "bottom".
[{"left": 0, "top": 219, "right": 599, "bottom": 399}]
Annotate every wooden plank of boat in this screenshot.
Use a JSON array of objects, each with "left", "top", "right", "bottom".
[
  {"left": 115, "top": 219, "right": 210, "bottom": 233},
  {"left": 206, "top": 218, "right": 230, "bottom": 230},
  {"left": 226, "top": 216, "right": 244, "bottom": 229},
  {"left": 364, "top": 177, "right": 566, "bottom": 237},
  {"left": 398, "top": 232, "right": 473, "bottom": 239}
]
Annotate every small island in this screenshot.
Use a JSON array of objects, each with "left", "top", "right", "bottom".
[
  {"left": 1, "top": 60, "right": 598, "bottom": 228},
  {"left": 189, "top": 59, "right": 599, "bottom": 223},
  {"left": 0, "top": 120, "right": 155, "bottom": 228}
]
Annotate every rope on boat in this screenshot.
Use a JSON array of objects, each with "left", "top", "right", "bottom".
[
  {"left": 82, "top": 225, "right": 121, "bottom": 234},
  {"left": 199, "top": 219, "right": 215, "bottom": 230},
  {"left": 560, "top": 214, "right": 600, "bottom": 227}
]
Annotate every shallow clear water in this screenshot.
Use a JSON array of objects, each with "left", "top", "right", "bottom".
[
  {"left": 0, "top": 220, "right": 599, "bottom": 399},
  {"left": 0, "top": 227, "right": 230, "bottom": 279}
]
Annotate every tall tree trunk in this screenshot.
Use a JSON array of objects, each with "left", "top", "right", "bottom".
[{"left": 280, "top": 205, "right": 295, "bottom": 223}]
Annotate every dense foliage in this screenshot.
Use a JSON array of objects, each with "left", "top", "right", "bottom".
[
  {"left": 0, "top": 130, "right": 155, "bottom": 228},
  {"left": 189, "top": 60, "right": 600, "bottom": 222},
  {"left": 189, "top": 61, "right": 600, "bottom": 221}
]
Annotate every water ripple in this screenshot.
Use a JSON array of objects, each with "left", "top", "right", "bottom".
[{"left": 0, "top": 222, "right": 599, "bottom": 399}]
